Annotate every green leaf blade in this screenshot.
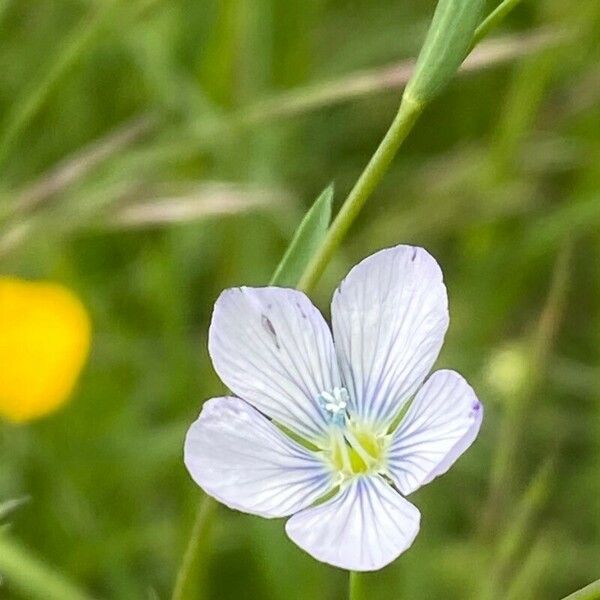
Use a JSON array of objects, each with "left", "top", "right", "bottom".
[
  {"left": 270, "top": 185, "right": 334, "bottom": 288},
  {"left": 404, "top": 0, "right": 487, "bottom": 105}
]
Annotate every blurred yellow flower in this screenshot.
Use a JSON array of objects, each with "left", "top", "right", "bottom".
[{"left": 0, "top": 278, "right": 91, "bottom": 423}]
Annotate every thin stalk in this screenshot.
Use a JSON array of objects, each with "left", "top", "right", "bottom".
[
  {"left": 482, "top": 241, "right": 572, "bottom": 536},
  {"left": 296, "top": 0, "right": 528, "bottom": 294},
  {"left": 297, "top": 96, "right": 423, "bottom": 293},
  {"left": 233, "top": 28, "right": 554, "bottom": 129},
  {"left": 12, "top": 114, "right": 157, "bottom": 217},
  {"left": 504, "top": 532, "right": 553, "bottom": 600},
  {"left": 171, "top": 494, "right": 216, "bottom": 600},
  {"left": 561, "top": 580, "right": 600, "bottom": 600},
  {"left": 470, "top": 0, "right": 525, "bottom": 50},
  {"left": 0, "top": 534, "right": 93, "bottom": 600},
  {"left": 349, "top": 571, "right": 365, "bottom": 600},
  {"left": 481, "top": 455, "right": 556, "bottom": 600}
]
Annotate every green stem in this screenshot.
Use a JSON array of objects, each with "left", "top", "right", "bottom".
[
  {"left": 297, "top": 95, "right": 423, "bottom": 293},
  {"left": 0, "top": 534, "right": 93, "bottom": 600},
  {"left": 470, "top": 0, "right": 524, "bottom": 50},
  {"left": 349, "top": 571, "right": 364, "bottom": 600},
  {"left": 171, "top": 494, "right": 216, "bottom": 600},
  {"left": 296, "top": 0, "right": 528, "bottom": 294},
  {"left": 561, "top": 579, "right": 600, "bottom": 600}
]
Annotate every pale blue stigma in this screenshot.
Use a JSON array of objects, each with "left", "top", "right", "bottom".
[{"left": 317, "top": 387, "right": 349, "bottom": 425}]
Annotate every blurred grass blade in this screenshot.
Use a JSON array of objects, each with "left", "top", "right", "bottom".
[
  {"left": 0, "top": 534, "right": 93, "bottom": 600},
  {"left": 404, "top": 0, "right": 486, "bottom": 105},
  {"left": 490, "top": 50, "right": 558, "bottom": 177},
  {"left": 3, "top": 29, "right": 559, "bottom": 229},
  {"left": 171, "top": 494, "right": 216, "bottom": 600},
  {"left": 0, "top": 496, "right": 29, "bottom": 521},
  {"left": 482, "top": 241, "right": 572, "bottom": 535},
  {"left": 0, "top": 0, "right": 123, "bottom": 167},
  {"left": 561, "top": 579, "right": 600, "bottom": 600},
  {"left": 482, "top": 456, "right": 557, "bottom": 600},
  {"left": 270, "top": 185, "right": 334, "bottom": 287},
  {"left": 235, "top": 29, "right": 560, "bottom": 127},
  {"left": 108, "top": 182, "right": 281, "bottom": 229},
  {"left": 12, "top": 114, "right": 156, "bottom": 217},
  {"left": 505, "top": 533, "right": 554, "bottom": 600}
]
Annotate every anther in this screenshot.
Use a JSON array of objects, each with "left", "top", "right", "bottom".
[{"left": 317, "top": 387, "right": 349, "bottom": 425}]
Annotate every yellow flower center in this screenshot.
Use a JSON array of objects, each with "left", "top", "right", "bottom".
[
  {"left": 0, "top": 278, "right": 91, "bottom": 423},
  {"left": 328, "top": 422, "right": 387, "bottom": 477}
]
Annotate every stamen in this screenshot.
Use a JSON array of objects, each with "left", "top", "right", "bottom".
[{"left": 317, "top": 387, "right": 349, "bottom": 425}]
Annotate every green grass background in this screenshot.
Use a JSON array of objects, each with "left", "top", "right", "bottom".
[{"left": 0, "top": 0, "right": 599, "bottom": 598}]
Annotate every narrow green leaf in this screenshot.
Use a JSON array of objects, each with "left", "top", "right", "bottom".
[
  {"left": 270, "top": 185, "right": 334, "bottom": 287},
  {"left": 403, "top": 0, "right": 486, "bottom": 105},
  {"left": 471, "top": 0, "right": 525, "bottom": 50}
]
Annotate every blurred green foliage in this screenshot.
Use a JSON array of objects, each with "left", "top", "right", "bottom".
[{"left": 0, "top": 0, "right": 599, "bottom": 598}]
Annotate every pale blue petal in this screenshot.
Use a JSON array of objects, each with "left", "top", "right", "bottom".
[
  {"left": 209, "top": 287, "right": 342, "bottom": 444},
  {"left": 185, "top": 397, "right": 334, "bottom": 518},
  {"left": 331, "top": 245, "right": 449, "bottom": 429},
  {"left": 285, "top": 475, "right": 420, "bottom": 571},
  {"left": 387, "top": 370, "right": 483, "bottom": 495}
]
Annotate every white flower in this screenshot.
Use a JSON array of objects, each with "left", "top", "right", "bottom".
[{"left": 184, "top": 245, "right": 483, "bottom": 571}]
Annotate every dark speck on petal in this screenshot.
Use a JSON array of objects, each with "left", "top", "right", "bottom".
[
  {"left": 261, "top": 314, "right": 280, "bottom": 349},
  {"left": 296, "top": 301, "right": 307, "bottom": 319}
]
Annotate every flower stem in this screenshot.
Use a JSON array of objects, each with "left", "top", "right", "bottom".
[
  {"left": 349, "top": 571, "right": 364, "bottom": 600},
  {"left": 171, "top": 494, "right": 216, "bottom": 600},
  {"left": 297, "top": 95, "right": 423, "bottom": 293},
  {"left": 296, "top": 0, "right": 528, "bottom": 295},
  {"left": 561, "top": 579, "right": 600, "bottom": 600}
]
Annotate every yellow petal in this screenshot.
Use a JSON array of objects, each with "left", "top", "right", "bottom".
[{"left": 0, "top": 278, "right": 91, "bottom": 423}]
